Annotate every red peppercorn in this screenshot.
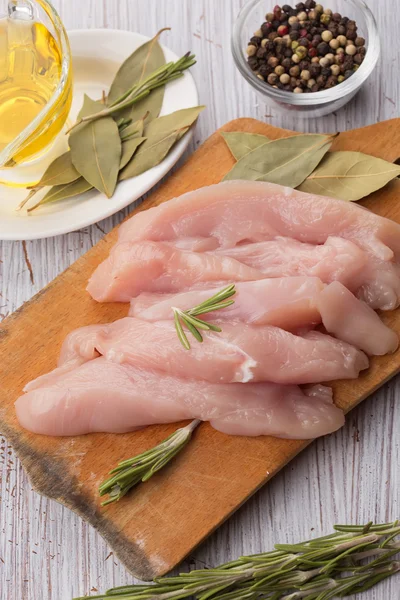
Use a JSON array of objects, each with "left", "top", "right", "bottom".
[
  {"left": 273, "top": 5, "right": 282, "bottom": 16},
  {"left": 308, "top": 47, "right": 317, "bottom": 57},
  {"left": 300, "top": 28, "right": 308, "bottom": 37},
  {"left": 277, "top": 25, "right": 289, "bottom": 35}
]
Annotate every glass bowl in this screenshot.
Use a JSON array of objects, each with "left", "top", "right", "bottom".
[{"left": 232, "top": 0, "right": 380, "bottom": 117}]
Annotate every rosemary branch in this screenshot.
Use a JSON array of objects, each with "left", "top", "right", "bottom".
[
  {"left": 73, "top": 522, "right": 400, "bottom": 599},
  {"left": 99, "top": 420, "right": 201, "bottom": 506},
  {"left": 66, "top": 52, "right": 197, "bottom": 133},
  {"left": 173, "top": 284, "right": 236, "bottom": 349}
]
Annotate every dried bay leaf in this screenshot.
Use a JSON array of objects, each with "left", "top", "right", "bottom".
[
  {"left": 221, "top": 132, "right": 270, "bottom": 161},
  {"left": 70, "top": 96, "right": 122, "bottom": 198},
  {"left": 107, "top": 30, "right": 167, "bottom": 123},
  {"left": 297, "top": 151, "right": 400, "bottom": 201},
  {"left": 223, "top": 134, "right": 334, "bottom": 188},
  {"left": 120, "top": 106, "right": 205, "bottom": 180},
  {"left": 120, "top": 130, "right": 181, "bottom": 180},
  {"left": 120, "top": 137, "right": 146, "bottom": 169},
  {"left": 28, "top": 178, "right": 94, "bottom": 213},
  {"left": 28, "top": 151, "right": 80, "bottom": 189}
]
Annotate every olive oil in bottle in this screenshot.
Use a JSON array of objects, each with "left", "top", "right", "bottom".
[{"left": 0, "top": 15, "right": 64, "bottom": 156}]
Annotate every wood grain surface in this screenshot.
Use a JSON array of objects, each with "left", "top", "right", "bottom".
[{"left": 0, "top": 1, "right": 399, "bottom": 599}]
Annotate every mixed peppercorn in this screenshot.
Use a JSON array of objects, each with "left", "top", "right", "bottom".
[{"left": 246, "top": 1, "right": 366, "bottom": 93}]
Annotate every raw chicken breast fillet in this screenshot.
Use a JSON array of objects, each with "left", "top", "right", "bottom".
[
  {"left": 130, "top": 280, "right": 398, "bottom": 356},
  {"left": 215, "top": 237, "right": 400, "bottom": 310},
  {"left": 117, "top": 181, "right": 400, "bottom": 261},
  {"left": 87, "top": 236, "right": 400, "bottom": 311},
  {"left": 55, "top": 317, "right": 369, "bottom": 385},
  {"left": 15, "top": 357, "right": 345, "bottom": 438},
  {"left": 87, "top": 241, "right": 264, "bottom": 303}
]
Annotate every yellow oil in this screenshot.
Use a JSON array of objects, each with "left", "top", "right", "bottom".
[{"left": 0, "top": 16, "right": 72, "bottom": 167}]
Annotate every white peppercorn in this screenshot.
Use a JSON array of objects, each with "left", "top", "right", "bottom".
[
  {"left": 288, "top": 15, "right": 298, "bottom": 24},
  {"left": 324, "top": 8, "right": 333, "bottom": 15},
  {"left": 292, "top": 53, "right": 301, "bottom": 63},
  {"left": 315, "top": 4, "right": 324, "bottom": 13},
  {"left": 300, "top": 69, "right": 311, "bottom": 80},
  {"left": 337, "top": 35, "right": 347, "bottom": 46},
  {"left": 330, "top": 64, "right": 340, "bottom": 75},
  {"left": 294, "top": 87, "right": 303, "bottom": 93},
  {"left": 321, "top": 30, "right": 333, "bottom": 42},
  {"left": 254, "top": 28, "right": 263, "bottom": 37},
  {"left": 345, "top": 44, "right": 357, "bottom": 55},
  {"left": 275, "top": 65, "right": 286, "bottom": 75},
  {"left": 307, "top": 78, "right": 316, "bottom": 88},
  {"left": 280, "top": 73, "right": 290, "bottom": 84},
  {"left": 246, "top": 45, "right": 257, "bottom": 56},
  {"left": 325, "top": 53, "right": 335, "bottom": 63},
  {"left": 329, "top": 38, "right": 340, "bottom": 50},
  {"left": 297, "top": 11, "right": 307, "bottom": 20},
  {"left": 319, "top": 56, "right": 330, "bottom": 67}
]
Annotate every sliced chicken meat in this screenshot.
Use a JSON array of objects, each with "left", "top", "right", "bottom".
[
  {"left": 129, "top": 280, "right": 398, "bottom": 356},
  {"left": 15, "top": 357, "right": 345, "bottom": 439},
  {"left": 117, "top": 180, "right": 400, "bottom": 261},
  {"left": 55, "top": 317, "right": 369, "bottom": 385},
  {"left": 215, "top": 237, "right": 400, "bottom": 311},
  {"left": 87, "top": 241, "right": 265, "bottom": 303},
  {"left": 130, "top": 277, "right": 324, "bottom": 331}
]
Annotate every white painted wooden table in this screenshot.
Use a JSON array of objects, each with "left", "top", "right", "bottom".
[{"left": 0, "top": 1, "right": 399, "bottom": 598}]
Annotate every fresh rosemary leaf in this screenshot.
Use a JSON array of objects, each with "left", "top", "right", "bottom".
[
  {"left": 73, "top": 522, "right": 400, "bottom": 600},
  {"left": 172, "top": 284, "right": 236, "bottom": 349},
  {"left": 99, "top": 420, "right": 200, "bottom": 505}
]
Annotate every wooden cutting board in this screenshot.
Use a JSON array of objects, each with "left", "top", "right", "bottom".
[{"left": 1, "top": 118, "right": 400, "bottom": 581}]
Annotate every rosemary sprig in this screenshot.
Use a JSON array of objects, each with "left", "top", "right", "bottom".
[
  {"left": 99, "top": 420, "right": 201, "bottom": 506},
  {"left": 74, "top": 522, "right": 400, "bottom": 599},
  {"left": 67, "top": 52, "right": 197, "bottom": 133},
  {"left": 173, "top": 284, "right": 236, "bottom": 350}
]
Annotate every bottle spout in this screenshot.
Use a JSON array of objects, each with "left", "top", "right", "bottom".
[{"left": 8, "top": 0, "right": 35, "bottom": 20}]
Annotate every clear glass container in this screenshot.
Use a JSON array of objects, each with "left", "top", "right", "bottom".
[
  {"left": 232, "top": 0, "right": 380, "bottom": 118},
  {"left": 0, "top": 0, "right": 72, "bottom": 185}
]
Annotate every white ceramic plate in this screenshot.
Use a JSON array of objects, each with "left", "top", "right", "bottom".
[{"left": 0, "top": 29, "right": 199, "bottom": 241}]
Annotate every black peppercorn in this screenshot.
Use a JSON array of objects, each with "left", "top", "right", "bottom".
[
  {"left": 272, "top": 19, "right": 281, "bottom": 29},
  {"left": 309, "top": 63, "right": 321, "bottom": 77},
  {"left": 340, "top": 16, "right": 349, "bottom": 26},
  {"left": 347, "top": 19, "right": 356, "bottom": 29},
  {"left": 267, "top": 73, "right": 279, "bottom": 85},
  {"left": 310, "top": 26, "right": 318, "bottom": 35},
  {"left": 291, "top": 21, "right": 300, "bottom": 30},
  {"left": 332, "top": 12, "right": 341, "bottom": 22},
  {"left": 316, "top": 74, "right": 327, "bottom": 86},
  {"left": 317, "top": 41, "right": 330, "bottom": 55},
  {"left": 299, "top": 59, "right": 309, "bottom": 70},
  {"left": 282, "top": 4, "right": 292, "bottom": 12},
  {"left": 284, "top": 48, "right": 293, "bottom": 57},
  {"left": 321, "top": 67, "right": 331, "bottom": 77},
  {"left": 268, "top": 32, "right": 279, "bottom": 40},
  {"left": 261, "top": 22, "right": 272, "bottom": 36},
  {"left": 326, "top": 75, "right": 337, "bottom": 87},
  {"left": 337, "top": 25, "right": 346, "bottom": 35},
  {"left": 256, "top": 47, "right": 267, "bottom": 58},
  {"left": 344, "top": 69, "right": 353, "bottom": 79},
  {"left": 346, "top": 30, "right": 357, "bottom": 41},
  {"left": 248, "top": 57, "right": 259, "bottom": 70},
  {"left": 282, "top": 57, "right": 292, "bottom": 69},
  {"left": 353, "top": 53, "right": 363, "bottom": 65},
  {"left": 298, "top": 37, "right": 309, "bottom": 47},
  {"left": 290, "top": 30, "right": 300, "bottom": 40},
  {"left": 250, "top": 36, "right": 262, "bottom": 45},
  {"left": 311, "top": 83, "right": 320, "bottom": 92},
  {"left": 259, "top": 64, "right": 272, "bottom": 77},
  {"left": 358, "top": 46, "right": 366, "bottom": 56},
  {"left": 304, "top": 0, "right": 316, "bottom": 8},
  {"left": 296, "top": 2, "right": 305, "bottom": 10}
]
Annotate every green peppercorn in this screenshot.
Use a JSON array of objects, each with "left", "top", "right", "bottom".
[
  {"left": 337, "top": 74, "right": 344, "bottom": 82},
  {"left": 291, "top": 40, "right": 299, "bottom": 49},
  {"left": 320, "top": 13, "right": 331, "bottom": 25},
  {"left": 295, "top": 45, "right": 308, "bottom": 58},
  {"left": 315, "top": 3, "right": 324, "bottom": 12}
]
